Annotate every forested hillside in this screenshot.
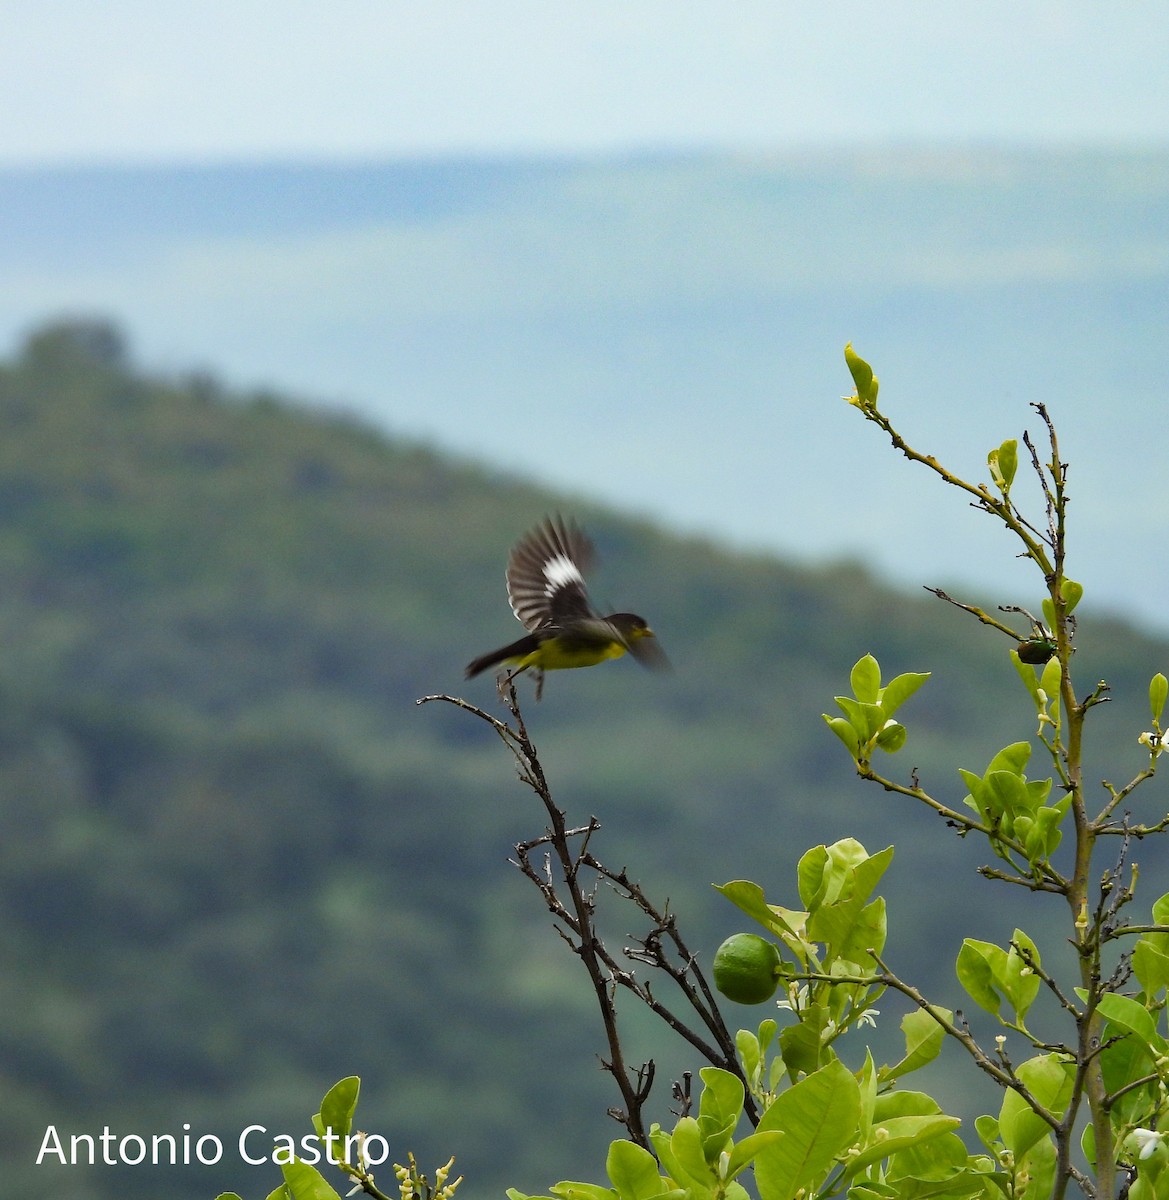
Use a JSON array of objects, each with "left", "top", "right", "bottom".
[{"left": 2, "top": 319, "right": 1165, "bottom": 1200}]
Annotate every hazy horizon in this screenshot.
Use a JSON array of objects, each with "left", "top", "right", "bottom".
[{"left": 2, "top": 149, "right": 1166, "bottom": 633}]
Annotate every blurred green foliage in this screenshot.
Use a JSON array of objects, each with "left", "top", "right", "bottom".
[{"left": 1, "top": 318, "right": 1165, "bottom": 1200}]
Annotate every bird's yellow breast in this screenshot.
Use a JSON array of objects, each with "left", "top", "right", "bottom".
[{"left": 515, "top": 638, "right": 628, "bottom": 672}]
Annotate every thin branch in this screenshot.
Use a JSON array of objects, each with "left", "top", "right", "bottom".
[
  {"left": 856, "top": 399, "right": 1054, "bottom": 574},
  {"left": 421, "top": 681, "right": 758, "bottom": 1137},
  {"left": 1107, "top": 1072, "right": 1163, "bottom": 1109},
  {"left": 978, "top": 864, "right": 1069, "bottom": 894},
  {"left": 924, "top": 587, "right": 1025, "bottom": 641},
  {"left": 1107, "top": 924, "right": 1169, "bottom": 939},
  {"left": 1011, "top": 939, "right": 1082, "bottom": 1018},
  {"left": 797, "top": 955, "right": 1063, "bottom": 1132},
  {"left": 858, "top": 765, "right": 1070, "bottom": 891},
  {"left": 1096, "top": 767, "right": 1158, "bottom": 827},
  {"left": 421, "top": 684, "right": 654, "bottom": 1143}
]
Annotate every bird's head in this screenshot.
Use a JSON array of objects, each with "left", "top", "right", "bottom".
[{"left": 610, "top": 612, "right": 653, "bottom": 640}]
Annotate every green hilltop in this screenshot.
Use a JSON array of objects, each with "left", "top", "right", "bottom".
[{"left": 1, "top": 318, "right": 1165, "bottom": 1199}]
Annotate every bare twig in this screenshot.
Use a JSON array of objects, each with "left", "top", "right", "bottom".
[{"left": 419, "top": 681, "right": 756, "bottom": 1138}]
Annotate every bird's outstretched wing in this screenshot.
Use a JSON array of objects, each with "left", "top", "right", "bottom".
[{"left": 506, "top": 515, "right": 598, "bottom": 632}]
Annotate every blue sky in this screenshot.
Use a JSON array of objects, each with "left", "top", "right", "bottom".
[
  {"left": 3, "top": 5, "right": 1169, "bottom": 632},
  {"left": 3, "top": 2, "right": 1168, "bottom": 164}
]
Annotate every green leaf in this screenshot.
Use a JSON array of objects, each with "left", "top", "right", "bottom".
[
  {"left": 755, "top": 1059, "right": 861, "bottom": 1200},
  {"left": 1028, "top": 801, "right": 1068, "bottom": 863},
  {"left": 316, "top": 1076, "right": 360, "bottom": 1148},
  {"left": 1080, "top": 1123, "right": 1096, "bottom": 1171},
  {"left": 697, "top": 1065, "right": 744, "bottom": 1125},
  {"left": 799, "top": 840, "right": 891, "bottom": 912},
  {"left": 1142, "top": 936, "right": 1169, "bottom": 1003},
  {"left": 715, "top": 879, "right": 774, "bottom": 924},
  {"left": 713, "top": 881, "right": 807, "bottom": 948},
  {"left": 1096, "top": 992, "right": 1169, "bottom": 1054},
  {"left": 886, "top": 1129, "right": 971, "bottom": 1185},
  {"left": 1060, "top": 579, "right": 1083, "bottom": 615},
  {"left": 215, "top": 1194, "right": 247, "bottom": 1200},
  {"left": 871, "top": 1089, "right": 944, "bottom": 1120},
  {"left": 804, "top": 845, "right": 893, "bottom": 968},
  {"left": 858, "top": 1050, "right": 878, "bottom": 1139},
  {"left": 1017, "top": 1133, "right": 1057, "bottom": 1200},
  {"left": 988, "top": 440, "right": 1018, "bottom": 492},
  {"left": 879, "top": 671, "right": 930, "bottom": 717},
  {"left": 834, "top": 697, "right": 887, "bottom": 745},
  {"left": 662, "top": 1118, "right": 712, "bottom": 1189},
  {"left": 1097, "top": 1032, "right": 1157, "bottom": 1126},
  {"left": 843, "top": 1115, "right": 962, "bottom": 1179},
  {"left": 974, "top": 1115, "right": 1001, "bottom": 1153},
  {"left": 725, "top": 1132, "right": 787, "bottom": 1182},
  {"left": 756, "top": 1017, "right": 777, "bottom": 1053},
  {"left": 648, "top": 1127, "right": 683, "bottom": 1190},
  {"left": 1038, "top": 657, "right": 1062, "bottom": 709},
  {"left": 884, "top": 1007, "right": 948, "bottom": 1080},
  {"left": 796, "top": 844, "right": 832, "bottom": 910},
  {"left": 696, "top": 1067, "right": 744, "bottom": 1160},
  {"left": 1012, "top": 647, "right": 1042, "bottom": 694},
  {"left": 552, "top": 1184, "right": 619, "bottom": 1200},
  {"left": 607, "top": 1140, "right": 667, "bottom": 1200},
  {"left": 812, "top": 895, "right": 886, "bottom": 967},
  {"left": 998, "top": 1055, "right": 1074, "bottom": 1160},
  {"left": 874, "top": 722, "right": 907, "bottom": 753},
  {"left": 279, "top": 1159, "right": 344, "bottom": 1200},
  {"left": 836, "top": 841, "right": 893, "bottom": 901},
  {"left": 1022, "top": 1060, "right": 1084, "bottom": 1113},
  {"left": 737, "top": 1029, "right": 763, "bottom": 1090},
  {"left": 985, "top": 771, "right": 1033, "bottom": 817},
  {"left": 822, "top": 714, "right": 860, "bottom": 756},
  {"left": 986, "top": 743, "right": 1032, "bottom": 775},
  {"left": 848, "top": 1187, "right": 897, "bottom": 1200},
  {"left": 954, "top": 934, "right": 1041, "bottom": 1024},
  {"left": 1006, "top": 929, "right": 1042, "bottom": 1022},
  {"left": 778, "top": 1008, "right": 830, "bottom": 1080},
  {"left": 845, "top": 344, "right": 879, "bottom": 406},
  {"left": 851, "top": 654, "right": 882, "bottom": 702},
  {"left": 956, "top": 940, "right": 1004, "bottom": 1016},
  {"left": 1152, "top": 673, "right": 1168, "bottom": 723},
  {"left": 959, "top": 769, "right": 988, "bottom": 821},
  {"left": 1000, "top": 442, "right": 1019, "bottom": 479}
]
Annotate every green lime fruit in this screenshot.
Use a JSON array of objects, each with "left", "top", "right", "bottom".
[{"left": 712, "top": 933, "right": 782, "bottom": 1004}]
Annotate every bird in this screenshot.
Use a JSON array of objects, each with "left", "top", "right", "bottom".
[{"left": 465, "top": 515, "right": 668, "bottom": 698}]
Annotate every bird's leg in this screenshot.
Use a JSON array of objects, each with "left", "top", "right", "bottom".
[
  {"left": 499, "top": 664, "right": 542, "bottom": 700},
  {"left": 500, "top": 665, "right": 526, "bottom": 697}
]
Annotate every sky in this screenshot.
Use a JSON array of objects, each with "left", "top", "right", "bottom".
[
  {"left": 3, "top": 3, "right": 1169, "bottom": 632},
  {"left": 2, "top": 2, "right": 1169, "bottom": 165}
]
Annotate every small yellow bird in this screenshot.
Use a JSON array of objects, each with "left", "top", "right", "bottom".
[{"left": 466, "top": 516, "right": 668, "bottom": 698}]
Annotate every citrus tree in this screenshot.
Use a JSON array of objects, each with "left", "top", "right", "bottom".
[{"left": 219, "top": 348, "right": 1169, "bottom": 1200}]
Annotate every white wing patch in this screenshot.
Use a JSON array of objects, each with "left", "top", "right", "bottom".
[{"left": 544, "top": 553, "right": 583, "bottom": 593}]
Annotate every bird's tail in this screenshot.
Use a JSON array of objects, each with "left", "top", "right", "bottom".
[{"left": 465, "top": 634, "right": 538, "bottom": 679}]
